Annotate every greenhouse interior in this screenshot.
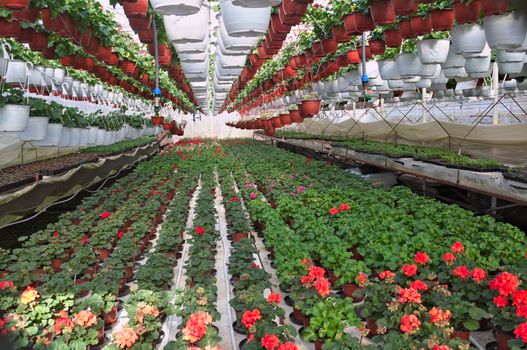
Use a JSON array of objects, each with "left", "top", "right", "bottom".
[{"left": 1, "top": 0, "right": 527, "bottom": 349}]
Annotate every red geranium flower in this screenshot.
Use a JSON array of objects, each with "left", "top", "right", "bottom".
[
  {"left": 451, "top": 241, "right": 464, "bottom": 253},
  {"left": 314, "top": 277, "right": 331, "bottom": 297},
  {"left": 400, "top": 314, "right": 420, "bottom": 334},
  {"left": 414, "top": 252, "right": 430, "bottom": 265},
  {"left": 195, "top": 226, "right": 205, "bottom": 235},
  {"left": 410, "top": 280, "right": 428, "bottom": 291},
  {"left": 278, "top": 342, "right": 298, "bottom": 350},
  {"left": 516, "top": 305, "right": 527, "bottom": 318},
  {"left": 54, "top": 316, "right": 74, "bottom": 335},
  {"left": 329, "top": 207, "right": 339, "bottom": 216},
  {"left": 512, "top": 290, "right": 527, "bottom": 307},
  {"left": 356, "top": 273, "right": 368, "bottom": 285},
  {"left": 261, "top": 334, "right": 280, "bottom": 350},
  {"left": 242, "top": 309, "right": 262, "bottom": 331},
  {"left": 514, "top": 322, "right": 527, "bottom": 343},
  {"left": 52, "top": 231, "right": 59, "bottom": 237},
  {"left": 231, "top": 197, "right": 239, "bottom": 201},
  {"left": 0, "top": 281, "right": 14, "bottom": 290},
  {"left": 378, "top": 270, "right": 395, "bottom": 281},
  {"left": 402, "top": 264, "right": 418, "bottom": 277},
  {"left": 398, "top": 288, "right": 422, "bottom": 304},
  {"left": 267, "top": 293, "right": 281, "bottom": 304},
  {"left": 490, "top": 272, "right": 519, "bottom": 296},
  {"left": 80, "top": 236, "right": 90, "bottom": 244},
  {"left": 471, "top": 268, "right": 486, "bottom": 283},
  {"left": 452, "top": 266, "right": 471, "bottom": 279},
  {"left": 493, "top": 296, "right": 508, "bottom": 308},
  {"left": 100, "top": 211, "right": 111, "bottom": 220},
  {"left": 428, "top": 307, "right": 452, "bottom": 327},
  {"left": 339, "top": 203, "right": 350, "bottom": 211},
  {"left": 442, "top": 252, "right": 456, "bottom": 264},
  {"left": 117, "top": 231, "right": 124, "bottom": 239},
  {"left": 433, "top": 346, "right": 451, "bottom": 350}
]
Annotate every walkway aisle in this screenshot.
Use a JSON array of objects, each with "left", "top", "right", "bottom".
[
  {"left": 230, "top": 174, "right": 313, "bottom": 350},
  {"left": 158, "top": 177, "right": 202, "bottom": 349},
  {"left": 213, "top": 169, "right": 239, "bottom": 350},
  {"left": 109, "top": 173, "right": 185, "bottom": 343}
]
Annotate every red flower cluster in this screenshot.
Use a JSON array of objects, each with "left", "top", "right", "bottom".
[
  {"left": 231, "top": 197, "right": 239, "bottom": 201},
  {"left": 402, "top": 264, "right": 418, "bottom": 277},
  {"left": 80, "top": 235, "right": 90, "bottom": 244},
  {"left": 398, "top": 288, "right": 422, "bottom": 304},
  {"left": 471, "top": 268, "right": 487, "bottom": 283},
  {"left": 432, "top": 346, "right": 451, "bottom": 350},
  {"left": 182, "top": 311, "right": 212, "bottom": 344},
  {"left": 451, "top": 241, "right": 464, "bottom": 253},
  {"left": 409, "top": 280, "right": 428, "bottom": 291},
  {"left": 267, "top": 293, "right": 281, "bottom": 304},
  {"left": 329, "top": 207, "right": 339, "bottom": 216},
  {"left": 493, "top": 295, "right": 508, "bottom": 308},
  {"left": 515, "top": 322, "right": 527, "bottom": 343},
  {"left": 242, "top": 309, "right": 262, "bottom": 332},
  {"left": 54, "top": 314, "right": 74, "bottom": 335},
  {"left": 356, "top": 273, "right": 368, "bottom": 286},
  {"left": 52, "top": 231, "right": 59, "bottom": 237},
  {"left": 442, "top": 252, "right": 456, "bottom": 264},
  {"left": 195, "top": 226, "right": 205, "bottom": 235},
  {"left": 278, "top": 342, "right": 298, "bottom": 350},
  {"left": 300, "top": 265, "right": 331, "bottom": 297},
  {"left": 414, "top": 252, "right": 430, "bottom": 265},
  {"left": 490, "top": 272, "right": 519, "bottom": 296},
  {"left": 400, "top": 314, "right": 421, "bottom": 334},
  {"left": 428, "top": 307, "right": 452, "bottom": 327},
  {"left": 452, "top": 266, "right": 471, "bottom": 279},
  {"left": 379, "top": 270, "right": 395, "bottom": 281},
  {"left": 339, "top": 203, "right": 350, "bottom": 211},
  {"left": 261, "top": 334, "right": 280, "bottom": 350},
  {"left": 100, "top": 211, "right": 111, "bottom": 220},
  {"left": 0, "top": 281, "right": 14, "bottom": 290}
]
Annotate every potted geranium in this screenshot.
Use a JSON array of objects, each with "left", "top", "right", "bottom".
[{"left": 0, "top": 87, "right": 30, "bottom": 132}]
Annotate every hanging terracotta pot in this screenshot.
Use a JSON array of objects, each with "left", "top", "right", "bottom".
[
  {"left": 41, "top": 9, "right": 64, "bottom": 33},
  {"left": 411, "top": 15, "right": 432, "bottom": 35},
  {"left": 0, "top": 18, "right": 20, "bottom": 38},
  {"left": 0, "top": 0, "right": 29, "bottom": 10},
  {"left": 138, "top": 29, "right": 154, "bottom": 43},
  {"left": 383, "top": 29, "right": 403, "bottom": 47},
  {"left": 28, "top": 32, "right": 49, "bottom": 52},
  {"left": 128, "top": 14, "right": 152, "bottom": 31},
  {"left": 122, "top": 0, "right": 149, "bottom": 18},
  {"left": 18, "top": 27, "right": 32, "bottom": 42},
  {"left": 320, "top": 37, "right": 338, "bottom": 54},
  {"left": 369, "top": 39, "right": 386, "bottom": 55},
  {"left": 279, "top": 113, "right": 292, "bottom": 126},
  {"left": 357, "top": 45, "right": 373, "bottom": 60},
  {"left": 42, "top": 46, "right": 56, "bottom": 60},
  {"left": 120, "top": 60, "right": 136, "bottom": 75},
  {"left": 450, "top": 330, "right": 470, "bottom": 341},
  {"left": 369, "top": 0, "right": 397, "bottom": 25},
  {"left": 271, "top": 117, "right": 283, "bottom": 128},
  {"left": 399, "top": 19, "right": 416, "bottom": 39},
  {"left": 480, "top": 0, "right": 509, "bottom": 16},
  {"left": 392, "top": 0, "right": 418, "bottom": 16},
  {"left": 10, "top": 8, "right": 38, "bottom": 22},
  {"left": 264, "top": 128, "right": 275, "bottom": 137},
  {"left": 453, "top": 0, "right": 482, "bottom": 24},
  {"left": 331, "top": 25, "right": 350, "bottom": 43},
  {"left": 60, "top": 56, "right": 75, "bottom": 67},
  {"left": 96, "top": 46, "right": 112, "bottom": 62},
  {"left": 289, "top": 110, "right": 304, "bottom": 123},
  {"left": 355, "top": 12, "right": 375, "bottom": 32},
  {"left": 430, "top": 9, "right": 455, "bottom": 31},
  {"left": 300, "top": 100, "right": 320, "bottom": 117},
  {"left": 495, "top": 329, "right": 514, "bottom": 350},
  {"left": 343, "top": 13, "right": 358, "bottom": 34}
]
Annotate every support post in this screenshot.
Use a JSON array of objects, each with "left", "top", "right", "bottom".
[
  {"left": 422, "top": 88, "right": 428, "bottom": 123},
  {"left": 492, "top": 62, "right": 500, "bottom": 125}
]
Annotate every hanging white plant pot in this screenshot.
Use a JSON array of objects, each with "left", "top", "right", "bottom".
[
  {"left": 174, "top": 36, "right": 209, "bottom": 53},
  {"left": 417, "top": 39, "right": 450, "bottom": 64},
  {"left": 34, "top": 123, "right": 63, "bottom": 146},
  {"left": 179, "top": 52, "right": 208, "bottom": 62},
  {"left": 43, "top": 67, "right": 54, "bottom": 86},
  {"left": 217, "top": 53, "right": 247, "bottom": 68},
  {"left": 58, "top": 127, "right": 72, "bottom": 147},
  {"left": 433, "top": 71, "right": 449, "bottom": 84},
  {"left": 79, "top": 128, "right": 90, "bottom": 146},
  {"left": 464, "top": 43, "right": 491, "bottom": 58},
  {"left": 216, "top": 30, "right": 250, "bottom": 54},
  {"left": 68, "top": 128, "right": 82, "bottom": 147},
  {"left": 164, "top": 6, "right": 208, "bottom": 43},
  {"left": 396, "top": 53, "right": 422, "bottom": 78},
  {"left": 451, "top": 23, "right": 487, "bottom": 57},
  {"left": 465, "top": 56, "right": 492, "bottom": 78},
  {"left": 510, "top": 63, "right": 527, "bottom": 78},
  {"left": 88, "top": 126, "right": 99, "bottom": 144},
  {"left": 416, "top": 78, "right": 433, "bottom": 89},
  {"left": 220, "top": 0, "right": 271, "bottom": 37},
  {"left": 232, "top": 0, "right": 280, "bottom": 8},
  {"left": 497, "top": 49, "right": 526, "bottom": 63},
  {"left": 498, "top": 61, "right": 525, "bottom": 74},
  {"left": 0, "top": 45, "right": 8, "bottom": 78},
  {"left": 27, "top": 66, "right": 45, "bottom": 87},
  {"left": 95, "top": 129, "right": 106, "bottom": 145},
  {"left": 442, "top": 45, "right": 466, "bottom": 69},
  {"left": 378, "top": 59, "right": 400, "bottom": 80},
  {"left": 484, "top": 11, "right": 527, "bottom": 50},
  {"left": 17, "top": 116, "right": 49, "bottom": 141},
  {"left": 358, "top": 60, "right": 380, "bottom": 79},
  {"left": 0, "top": 104, "right": 30, "bottom": 132},
  {"left": 181, "top": 60, "right": 209, "bottom": 74},
  {"left": 218, "top": 24, "right": 259, "bottom": 51},
  {"left": 337, "top": 76, "right": 350, "bottom": 90},
  {"left": 4, "top": 60, "right": 31, "bottom": 85},
  {"left": 151, "top": 0, "right": 204, "bottom": 16},
  {"left": 443, "top": 66, "right": 468, "bottom": 79},
  {"left": 53, "top": 68, "right": 65, "bottom": 85},
  {"left": 420, "top": 64, "right": 441, "bottom": 78}
]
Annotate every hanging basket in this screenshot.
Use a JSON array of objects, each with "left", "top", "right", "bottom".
[
  {"left": 392, "top": 0, "right": 418, "bottom": 16},
  {"left": 151, "top": 116, "right": 165, "bottom": 126},
  {"left": 480, "top": 0, "right": 509, "bottom": 16},
  {"left": 453, "top": 0, "right": 481, "bottom": 24},
  {"left": 300, "top": 99, "right": 320, "bottom": 117},
  {"left": 150, "top": 0, "right": 204, "bottom": 16},
  {"left": 369, "top": 0, "right": 396, "bottom": 25},
  {"left": 483, "top": 11, "right": 527, "bottom": 50},
  {"left": 430, "top": 9, "right": 454, "bottom": 31},
  {"left": 122, "top": 0, "right": 149, "bottom": 18},
  {"left": 383, "top": 29, "right": 403, "bottom": 47},
  {"left": 11, "top": 8, "right": 38, "bottom": 22},
  {"left": 0, "top": 19, "right": 20, "bottom": 38},
  {"left": 0, "top": 0, "right": 29, "bottom": 10}
]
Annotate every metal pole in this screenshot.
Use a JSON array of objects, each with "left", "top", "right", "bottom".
[
  {"left": 492, "top": 62, "right": 499, "bottom": 125},
  {"left": 152, "top": 17, "right": 161, "bottom": 114},
  {"left": 422, "top": 88, "right": 428, "bottom": 123},
  {"left": 361, "top": 32, "right": 368, "bottom": 98}
]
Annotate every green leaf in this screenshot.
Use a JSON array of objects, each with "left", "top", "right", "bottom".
[{"left": 462, "top": 319, "right": 480, "bottom": 331}]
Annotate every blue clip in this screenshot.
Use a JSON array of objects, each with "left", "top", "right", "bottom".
[
  {"left": 153, "top": 88, "right": 161, "bottom": 96},
  {"left": 361, "top": 74, "right": 369, "bottom": 84}
]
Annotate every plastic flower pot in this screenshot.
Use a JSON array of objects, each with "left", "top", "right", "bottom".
[
  {"left": 484, "top": 11, "right": 527, "bottom": 50},
  {"left": 40, "top": 9, "right": 64, "bottom": 32},
  {"left": 465, "top": 56, "right": 492, "bottom": 78},
  {"left": 411, "top": 15, "right": 432, "bottom": 36},
  {"left": 164, "top": 6, "right": 208, "bottom": 43},
  {"left": 300, "top": 99, "right": 320, "bottom": 117},
  {"left": 378, "top": 59, "right": 401, "bottom": 80},
  {"left": 451, "top": 23, "right": 486, "bottom": 56},
  {"left": 399, "top": 19, "right": 416, "bottom": 39},
  {"left": 122, "top": 0, "right": 149, "bottom": 18},
  {"left": 11, "top": 8, "right": 38, "bottom": 22},
  {"left": 28, "top": 32, "right": 49, "bottom": 52},
  {"left": 150, "top": 0, "right": 204, "bottom": 16},
  {"left": 417, "top": 39, "right": 450, "bottom": 64},
  {"left": 0, "top": 18, "right": 20, "bottom": 38},
  {"left": 355, "top": 12, "right": 375, "bottom": 32},
  {"left": 495, "top": 329, "right": 514, "bottom": 350},
  {"left": 369, "top": 39, "right": 386, "bottom": 56},
  {"left": 34, "top": 124, "right": 63, "bottom": 146},
  {"left": 128, "top": 15, "right": 152, "bottom": 30},
  {"left": 289, "top": 109, "right": 304, "bottom": 123},
  {"left": 232, "top": 233, "right": 249, "bottom": 242},
  {"left": 264, "top": 128, "right": 275, "bottom": 136},
  {"left": 369, "top": 0, "right": 396, "bottom": 25},
  {"left": 331, "top": 25, "right": 350, "bottom": 43},
  {"left": 342, "top": 283, "right": 364, "bottom": 302},
  {"left": 450, "top": 330, "right": 470, "bottom": 341},
  {"left": 271, "top": 117, "right": 283, "bottom": 128},
  {"left": 220, "top": 0, "right": 271, "bottom": 37},
  {"left": 430, "top": 9, "right": 455, "bottom": 31},
  {"left": 0, "top": 0, "right": 29, "bottom": 9},
  {"left": 343, "top": 13, "right": 359, "bottom": 34},
  {"left": 0, "top": 104, "right": 30, "bottom": 132},
  {"left": 453, "top": 0, "right": 481, "bottom": 24},
  {"left": 103, "top": 306, "right": 118, "bottom": 327},
  {"left": 480, "top": 0, "right": 509, "bottom": 16},
  {"left": 320, "top": 37, "right": 338, "bottom": 54},
  {"left": 392, "top": 0, "right": 418, "bottom": 16},
  {"left": 279, "top": 113, "right": 292, "bottom": 126},
  {"left": 383, "top": 29, "right": 403, "bottom": 47},
  {"left": 17, "top": 117, "right": 49, "bottom": 141}
]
